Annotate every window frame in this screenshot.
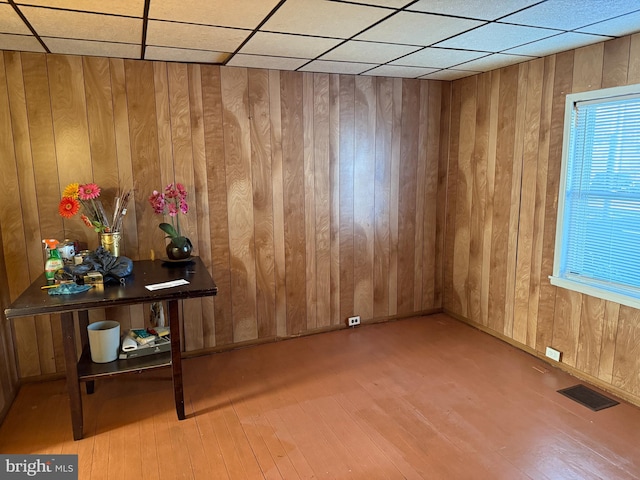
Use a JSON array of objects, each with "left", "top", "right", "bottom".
[{"left": 550, "top": 83, "right": 640, "bottom": 310}]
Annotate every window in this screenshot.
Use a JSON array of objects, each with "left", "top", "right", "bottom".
[{"left": 551, "top": 84, "right": 640, "bottom": 309}]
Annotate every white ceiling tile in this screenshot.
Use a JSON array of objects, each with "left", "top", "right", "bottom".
[
  {"left": 44, "top": 37, "right": 140, "bottom": 57},
  {"left": 504, "top": 32, "right": 611, "bottom": 57},
  {"left": 16, "top": 0, "right": 145, "bottom": 17},
  {"left": 455, "top": 53, "right": 534, "bottom": 72},
  {"left": 320, "top": 40, "right": 421, "bottom": 63},
  {"left": 298, "top": 60, "right": 377, "bottom": 75},
  {"left": 363, "top": 64, "right": 439, "bottom": 78},
  {"left": 500, "top": 0, "right": 640, "bottom": 31},
  {"left": 264, "top": 0, "right": 390, "bottom": 38},
  {"left": 435, "top": 22, "right": 558, "bottom": 51},
  {"left": 145, "top": 46, "right": 229, "bottom": 63},
  {"left": 408, "top": 0, "right": 542, "bottom": 21},
  {"left": 148, "top": 0, "right": 281, "bottom": 29},
  {"left": 0, "top": 33, "right": 44, "bottom": 52},
  {"left": 356, "top": 11, "right": 484, "bottom": 46},
  {"left": 420, "top": 69, "right": 479, "bottom": 80},
  {"left": 345, "top": 0, "right": 414, "bottom": 7},
  {"left": 576, "top": 10, "right": 640, "bottom": 37},
  {"left": 227, "top": 54, "right": 308, "bottom": 70},
  {"left": 146, "top": 20, "right": 249, "bottom": 52},
  {"left": 391, "top": 47, "right": 488, "bottom": 68},
  {"left": 0, "top": 4, "right": 32, "bottom": 34},
  {"left": 239, "top": 32, "right": 341, "bottom": 58},
  {"left": 21, "top": 7, "right": 141, "bottom": 42}
]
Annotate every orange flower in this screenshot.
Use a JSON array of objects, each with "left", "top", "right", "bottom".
[
  {"left": 80, "top": 214, "right": 93, "bottom": 228},
  {"left": 58, "top": 197, "right": 80, "bottom": 218}
]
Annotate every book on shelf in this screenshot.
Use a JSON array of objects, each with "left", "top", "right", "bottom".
[
  {"left": 128, "top": 328, "right": 157, "bottom": 345},
  {"left": 119, "top": 335, "right": 171, "bottom": 360}
]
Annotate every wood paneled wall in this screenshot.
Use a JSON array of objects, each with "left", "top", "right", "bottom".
[
  {"left": 0, "top": 221, "right": 19, "bottom": 423},
  {"left": 444, "top": 34, "right": 640, "bottom": 405},
  {"left": 0, "top": 51, "right": 447, "bottom": 379}
]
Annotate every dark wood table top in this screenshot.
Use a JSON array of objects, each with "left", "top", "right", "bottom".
[{"left": 4, "top": 257, "right": 217, "bottom": 318}]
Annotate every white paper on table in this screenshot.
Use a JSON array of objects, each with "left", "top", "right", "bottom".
[{"left": 145, "top": 279, "right": 190, "bottom": 291}]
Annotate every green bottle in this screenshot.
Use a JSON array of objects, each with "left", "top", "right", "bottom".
[{"left": 43, "top": 239, "right": 64, "bottom": 284}]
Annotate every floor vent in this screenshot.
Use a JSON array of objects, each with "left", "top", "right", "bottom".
[{"left": 558, "top": 384, "right": 619, "bottom": 411}]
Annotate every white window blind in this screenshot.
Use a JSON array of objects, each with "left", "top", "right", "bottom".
[{"left": 552, "top": 88, "right": 640, "bottom": 308}]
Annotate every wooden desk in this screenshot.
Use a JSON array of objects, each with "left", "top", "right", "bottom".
[{"left": 4, "top": 257, "right": 217, "bottom": 440}]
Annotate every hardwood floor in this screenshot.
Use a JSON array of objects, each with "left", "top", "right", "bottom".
[{"left": 1, "top": 313, "right": 639, "bottom": 479}]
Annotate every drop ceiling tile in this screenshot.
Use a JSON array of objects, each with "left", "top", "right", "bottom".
[
  {"left": 148, "top": 0, "right": 281, "bottom": 29},
  {"left": 263, "top": 0, "right": 390, "bottom": 38},
  {"left": 576, "top": 10, "right": 640, "bottom": 37},
  {"left": 44, "top": 37, "right": 140, "bottom": 58},
  {"left": 356, "top": 11, "right": 484, "bottom": 46},
  {"left": 500, "top": 0, "right": 640, "bottom": 31},
  {"left": 16, "top": 0, "right": 145, "bottom": 17},
  {"left": 298, "top": 60, "right": 377, "bottom": 75},
  {"left": 391, "top": 47, "right": 488, "bottom": 68},
  {"left": 145, "top": 46, "right": 229, "bottom": 63},
  {"left": 0, "top": 33, "right": 44, "bottom": 52},
  {"left": 408, "top": 0, "right": 542, "bottom": 21},
  {"left": 239, "top": 32, "right": 341, "bottom": 59},
  {"left": 0, "top": 3, "right": 32, "bottom": 35},
  {"left": 363, "top": 64, "right": 439, "bottom": 78},
  {"left": 344, "top": 0, "right": 415, "bottom": 7},
  {"left": 504, "top": 32, "right": 611, "bottom": 56},
  {"left": 146, "top": 20, "right": 249, "bottom": 52},
  {"left": 420, "top": 69, "right": 480, "bottom": 80},
  {"left": 455, "top": 53, "right": 534, "bottom": 72},
  {"left": 20, "top": 7, "right": 141, "bottom": 42},
  {"left": 435, "top": 22, "right": 558, "bottom": 51},
  {"left": 227, "top": 54, "right": 308, "bottom": 70},
  {"left": 320, "top": 40, "right": 420, "bottom": 63}
]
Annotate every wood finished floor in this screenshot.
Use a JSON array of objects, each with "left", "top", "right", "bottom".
[{"left": 1, "top": 313, "right": 640, "bottom": 479}]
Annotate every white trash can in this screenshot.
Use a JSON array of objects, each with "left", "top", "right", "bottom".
[{"left": 87, "top": 320, "right": 120, "bottom": 363}]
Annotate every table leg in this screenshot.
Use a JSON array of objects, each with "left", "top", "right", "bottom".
[
  {"left": 61, "top": 311, "right": 83, "bottom": 440},
  {"left": 77, "top": 310, "right": 94, "bottom": 395},
  {"left": 167, "top": 299, "right": 185, "bottom": 420}
]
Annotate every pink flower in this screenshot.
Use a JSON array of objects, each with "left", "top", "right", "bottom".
[
  {"left": 148, "top": 190, "right": 166, "bottom": 214},
  {"left": 150, "top": 181, "right": 189, "bottom": 239},
  {"left": 78, "top": 183, "right": 101, "bottom": 200}
]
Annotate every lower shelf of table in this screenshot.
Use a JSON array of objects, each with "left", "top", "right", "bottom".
[{"left": 77, "top": 346, "right": 171, "bottom": 381}]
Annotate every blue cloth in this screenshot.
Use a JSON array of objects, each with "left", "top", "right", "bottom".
[{"left": 48, "top": 283, "right": 93, "bottom": 295}]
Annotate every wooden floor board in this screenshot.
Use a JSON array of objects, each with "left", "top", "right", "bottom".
[{"left": 2, "top": 314, "right": 640, "bottom": 479}]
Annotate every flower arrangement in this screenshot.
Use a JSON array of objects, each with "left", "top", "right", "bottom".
[
  {"left": 148, "top": 182, "right": 190, "bottom": 248},
  {"left": 58, "top": 183, "right": 131, "bottom": 233}
]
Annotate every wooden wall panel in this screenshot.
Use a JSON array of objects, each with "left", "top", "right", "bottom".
[
  {"left": 452, "top": 77, "right": 476, "bottom": 319},
  {"left": 397, "top": 79, "right": 420, "bottom": 315},
  {"left": 0, "top": 228, "right": 18, "bottom": 423},
  {"left": 302, "top": 73, "right": 317, "bottom": 331},
  {"left": 221, "top": 67, "right": 258, "bottom": 343},
  {"left": 467, "top": 73, "right": 488, "bottom": 325},
  {"left": 373, "top": 77, "right": 393, "bottom": 318},
  {"left": 313, "top": 73, "right": 331, "bottom": 328},
  {"left": 445, "top": 33, "right": 640, "bottom": 406},
  {"left": 512, "top": 58, "right": 543, "bottom": 346},
  {"left": 281, "top": 71, "right": 307, "bottom": 335},
  {"left": 202, "top": 65, "right": 233, "bottom": 346},
  {"left": 248, "top": 68, "right": 276, "bottom": 339},
  {"left": 338, "top": 75, "right": 355, "bottom": 322},
  {"left": 353, "top": 76, "right": 375, "bottom": 321},
  {"left": 1, "top": 51, "right": 446, "bottom": 383}
]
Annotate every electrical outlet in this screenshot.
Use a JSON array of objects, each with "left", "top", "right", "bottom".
[
  {"left": 545, "top": 346, "right": 562, "bottom": 362},
  {"left": 347, "top": 315, "right": 361, "bottom": 327}
]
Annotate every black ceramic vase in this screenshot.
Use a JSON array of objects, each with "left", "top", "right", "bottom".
[{"left": 166, "top": 237, "right": 192, "bottom": 260}]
